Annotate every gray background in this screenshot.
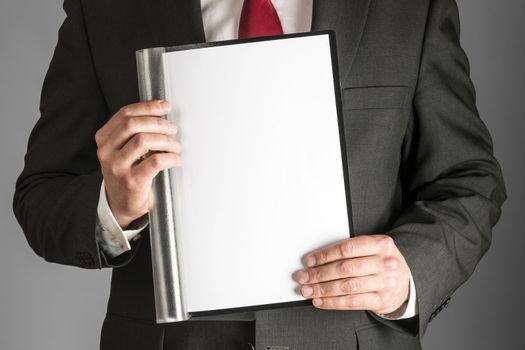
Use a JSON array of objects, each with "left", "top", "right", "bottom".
[{"left": 0, "top": 0, "right": 523, "bottom": 349}]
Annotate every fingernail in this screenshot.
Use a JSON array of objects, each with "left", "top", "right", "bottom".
[
  {"left": 169, "top": 123, "right": 178, "bottom": 133},
  {"left": 301, "top": 285, "right": 313, "bottom": 297},
  {"left": 296, "top": 270, "right": 309, "bottom": 284},
  {"left": 305, "top": 256, "right": 316, "bottom": 267},
  {"left": 312, "top": 298, "right": 323, "bottom": 307}
]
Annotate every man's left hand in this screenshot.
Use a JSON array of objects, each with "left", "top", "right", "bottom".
[{"left": 293, "top": 235, "right": 410, "bottom": 315}]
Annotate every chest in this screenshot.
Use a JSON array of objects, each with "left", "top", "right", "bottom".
[
  {"left": 83, "top": 0, "right": 428, "bottom": 232},
  {"left": 83, "top": 0, "right": 423, "bottom": 108}
]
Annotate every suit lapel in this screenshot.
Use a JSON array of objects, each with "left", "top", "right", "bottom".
[
  {"left": 139, "top": 0, "right": 369, "bottom": 79},
  {"left": 312, "top": 0, "right": 371, "bottom": 85}
]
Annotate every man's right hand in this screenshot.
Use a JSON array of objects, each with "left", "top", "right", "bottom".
[{"left": 95, "top": 100, "right": 181, "bottom": 229}]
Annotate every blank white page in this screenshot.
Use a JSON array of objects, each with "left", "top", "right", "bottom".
[{"left": 163, "top": 34, "right": 350, "bottom": 313}]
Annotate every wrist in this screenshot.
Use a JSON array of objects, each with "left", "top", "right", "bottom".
[
  {"left": 111, "top": 208, "right": 147, "bottom": 230},
  {"left": 104, "top": 190, "right": 147, "bottom": 230}
]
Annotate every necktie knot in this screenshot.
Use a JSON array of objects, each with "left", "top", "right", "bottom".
[{"left": 238, "top": 0, "right": 284, "bottom": 39}]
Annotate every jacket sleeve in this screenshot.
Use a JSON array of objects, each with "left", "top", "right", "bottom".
[
  {"left": 379, "top": 0, "right": 506, "bottom": 337},
  {"left": 13, "top": 0, "right": 141, "bottom": 269}
]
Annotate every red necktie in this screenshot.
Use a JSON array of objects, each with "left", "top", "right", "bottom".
[{"left": 238, "top": 0, "right": 284, "bottom": 39}]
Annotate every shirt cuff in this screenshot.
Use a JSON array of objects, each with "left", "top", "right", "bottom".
[
  {"left": 95, "top": 180, "right": 148, "bottom": 259},
  {"left": 375, "top": 268, "right": 419, "bottom": 320}
]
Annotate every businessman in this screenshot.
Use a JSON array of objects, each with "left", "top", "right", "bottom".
[{"left": 14, "top": 0, "right": 506, "bottom": 349}]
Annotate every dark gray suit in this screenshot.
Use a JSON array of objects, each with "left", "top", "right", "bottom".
[{"left": 13, "top": 0, "right": 506, "bottom": 349}]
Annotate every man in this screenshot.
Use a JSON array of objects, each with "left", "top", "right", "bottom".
[{"left": 13, "top": 0, "right": 506, "bottom": 349}]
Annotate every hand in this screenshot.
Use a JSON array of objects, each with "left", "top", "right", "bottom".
[
  {"left": 95, "top": 100, "right": 181, "bottom": 229},
  {"left": 293, "top": 235, "right": 410, "bottom": 314}
]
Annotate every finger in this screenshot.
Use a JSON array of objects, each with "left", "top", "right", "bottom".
[
  {"left": 105, "top": 116, "right": 177, "bottom": 150},
  {"left": 303, "top": 235, "right": 394, "bottom": 267},
  {"left": 311, "top": 293, "right": 382, "bottom": 311},
  {"left": 300, "top": 275, "right": 386, "bottom": 299},
  {"left": 118, "top": 133, "right": 181, "bottom": 167},
  {"left": 96, "top": 100, "right": 172, "bottom": 143},
  {"left": 132, "top": 152, "right": 182, "bottom": 185},
  {"left": 294, "top": 256, "right": 385, "bottom": 284},
  {"left": 118, "top": 100, "right": 171, "bottom": 118}
]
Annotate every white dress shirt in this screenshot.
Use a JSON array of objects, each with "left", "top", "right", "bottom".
[{"left": 95, "top": 0, "right": 418, "bottom": 320}]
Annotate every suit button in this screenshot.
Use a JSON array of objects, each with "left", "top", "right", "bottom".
[{"left": 241, "top": 343, "right": 255, "bottom": 350}]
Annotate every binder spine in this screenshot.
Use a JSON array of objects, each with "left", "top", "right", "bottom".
[{"left": 136, "top": 48, "right": 189, "bottom": 323}]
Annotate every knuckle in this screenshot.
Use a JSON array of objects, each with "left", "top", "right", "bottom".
[
  {"left": 142, "top": 102, "right": 153, "bottom": 114},
  {"left": 315, "top": 283, "right": 327, "bottom": 297},
  {"left": 122, "top": 117, "right": 137, "bottom": 132},
  {"left": 341, "top": 278, "right": 358, "bottom": 293},
  {"left": 146, "top": 100, "right": 162, "bottom": 114},
  {"left": 163, "top": 133, "right": 174, "bottom": 144},
  {"left": 347, "top": 296, "right": 362, "bottom": 308},
  {"left": 155, "top": 118, "right": 167, "bottom": 131},
  {"left": 331, "top": 297, "right": 343, "bottom": 309},
  {"left": 96, "top": 146, "right": 107, "bottom": 161},
  {"left": 379, "top": 235, "right": 394, "bottom": 250},
  {"left": 310, "top": 268, "right": 322, "bottom": 283},
  {"left": 157, "top": 117, "right": 170, "bottom": 129},
  {"left": 317, "top": 250, "right": 328, "bottom": 265},
  {"left": 338, "top": 260, "right": 355, "bottom": 275},
  {"left": 340, "top": 240, "right": 354, "bottom": 257},
  {"left": 95, "top": 129, "right": 103, "bottom": 145},
  {"left": 122, "top": 173, "right": 136, "bottom": 190},
  {"left": 318, "top": 298, "right": 330, "bottom": 308},
  {"left": 384, "top": 257, "right": 399, "bottom": 270},
  {"left": 108, "top": 163, "right": 122, "bottom": 177},
  {"left": 150, "top": 154, "right": 164, "bottom": 169},
  {"left": 119, "top": 106, "right": 132, "bottom": 117},
  {"left": 328, "top": 299, "right": 338, "bottom": 309},
  {"left": 133, "top": 133, "right": 148, "bottom": 149}
]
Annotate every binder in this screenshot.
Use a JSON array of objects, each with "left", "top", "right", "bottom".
[{"left": 136, "top": 31, "right": 353, "bottom": 323}]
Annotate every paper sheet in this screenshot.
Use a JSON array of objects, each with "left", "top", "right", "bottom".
[{"left": 162, "top": 34, "right": 350, "bottom": 313}]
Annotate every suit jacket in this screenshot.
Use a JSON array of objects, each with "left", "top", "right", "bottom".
[{"left": 14, "top": 0, "right": 506, "bottom": 349}]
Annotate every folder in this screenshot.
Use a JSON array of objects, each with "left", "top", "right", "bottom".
[{"left": 136, "top": 31, "right": 353, "bottom": 323}]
